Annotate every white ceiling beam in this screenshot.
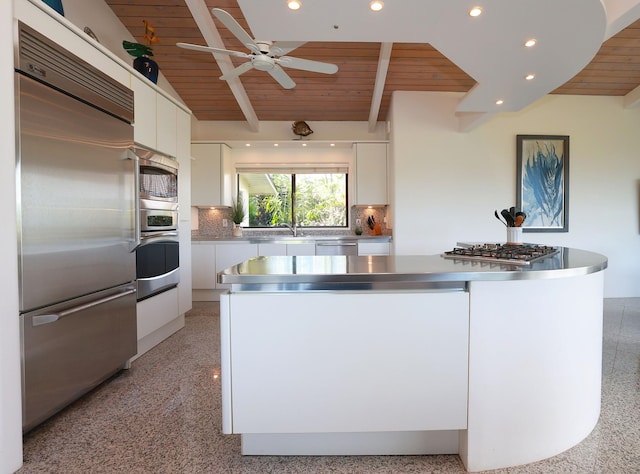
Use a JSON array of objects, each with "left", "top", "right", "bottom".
[
  {"left": 624, "top": 84, "right": 640, "bottom": 108},
  {"left": 602, "top": 0, "right": 640, "bottom": 39},
  {"left": 184, "top": 0, "right": 259, "bottom": 132},
  {"left": 368, "top": 43, "right": 393, "bottom": 133},
  {"left": 456, "top": 112, "right": 496, "bottom": 133}
]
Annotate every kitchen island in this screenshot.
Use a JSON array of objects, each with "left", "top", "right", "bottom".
[{"left": 218, "top": 247, "right": 607, "bottom": 472}]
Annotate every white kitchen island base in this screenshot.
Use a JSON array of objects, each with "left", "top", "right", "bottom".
[
  {"left": 242, "top": 431, "right": 459, "bottom": 455},
  {"left": 218, "top": 252, "right": 606, "bottom": 472}
]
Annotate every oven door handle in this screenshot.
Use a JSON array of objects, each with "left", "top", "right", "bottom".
[
  {"left": 126, "top": 148, "right": 141, "bottom": 252},
  {"left": 134, "top": 231, "right": 180, "bottom": 250}
]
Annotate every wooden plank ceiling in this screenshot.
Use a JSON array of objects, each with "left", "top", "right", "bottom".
[{"left": 105, "top": 0, "right": 640, "bottom": 122}]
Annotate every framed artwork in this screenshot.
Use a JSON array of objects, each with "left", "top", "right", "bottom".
[{"left": 516, "top": 135, "right": 569, "bottom": 232}]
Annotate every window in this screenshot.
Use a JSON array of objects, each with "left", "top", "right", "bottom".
[{"left": 237, "top": 169, "right": 348, "bottom": 228}]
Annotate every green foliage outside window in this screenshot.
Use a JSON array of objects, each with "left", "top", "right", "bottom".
[{"left": 241, "top": 172, "right": 347, "bottom": 228}]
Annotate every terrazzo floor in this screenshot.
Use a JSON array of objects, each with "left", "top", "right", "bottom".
[{"left": 17, "top": 298, "right": 640, "bottom": 474}]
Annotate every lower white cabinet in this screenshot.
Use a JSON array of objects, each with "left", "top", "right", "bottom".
[
  {"left": 192, "top": 244, "right": 216, "bottom": 289},
  {"left": 215, "top": 243, "right": 258, "bottom": 290},
  {"left": 258, "top": 243, "right": 316, "bottom": 256},
  {"left": 258, "top": 243, "right": 286, "bottom": 256},
  {"left": 358, "top": 241, "right": 391, "bottom": 256},
  {"left": 287, "top": 243, "right": 316, "bottom": 256},
  {"left": 222, "top": 291, "right": 469, "bottom": 433},
  {"left": 136, "top": 287, "right": 183, "bottom": 358}
]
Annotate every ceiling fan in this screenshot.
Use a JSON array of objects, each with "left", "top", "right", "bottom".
[{"left": 177, "top": 8, "right": 338, "bottom": 89}]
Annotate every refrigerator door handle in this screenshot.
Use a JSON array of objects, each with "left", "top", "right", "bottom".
[
  {"left": 126, "top": 148, "right": 141, "bottom": 252},
  {"left": 32, "top": 287, "right": 137, "bottom": 327}
]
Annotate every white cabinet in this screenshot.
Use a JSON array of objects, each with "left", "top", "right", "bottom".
[
  {"left": 286, "top": 243, "right": 315, "bottom": 256},
  {"left": 259, "top": 242, "right": 316, "bottom": 256},
  {"left": 192, "top": 244, "right": 216, "bottom": 289},
  {"left": 176, "top": 108, "right": 192, "bottom": 316},
  {"left": 258, "top": 243, "right": 287, "bottom": 256},
  {"left": 354, "top": 143, "right": 388, "bottom": 205},
  {"left": 223, "top": 291, "right": 469, "bottom": 434},
  {"left": 156, "top": 94, "right": 177, "bottom": 156},
  {"left": 132, "top": 76, "right": 177, "bottom": 157},
  {"left": 132, "top": 76, "right": 156, "bottom": 148},
  {"left": 358, "top": 241, "right": 391, "bottom": 256},
  {"left": 191, "top": 143, "right": 229, "bottom": 206},
  {"left": 136, "top": 287, "right": 183, "bottom": 358},
  {"left": 215, "top": 243, "right": 258, "bottom": 290}
]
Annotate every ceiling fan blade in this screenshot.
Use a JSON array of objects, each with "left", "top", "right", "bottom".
[
  {"left": 270, "top": 41, "right": 306, "bottom": 56},
  {"left": 277, "top": 56, "right": 339, "bottom": 75},
  {"left": 268, "top": 65, "right": 296, "bottom": 89},
  {"left": 212, "top": 8, "right": 261, "bottom": 54},
  {"left": 219, "top": 61, "right": 254, "bottom": 81},
  {"left": 176, "top": 42, "right": 250, "bottom": 59}
]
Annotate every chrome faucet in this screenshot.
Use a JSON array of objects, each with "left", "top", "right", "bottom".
[{"left": 279, "top": 223, "right": 299, "bottom": 237}]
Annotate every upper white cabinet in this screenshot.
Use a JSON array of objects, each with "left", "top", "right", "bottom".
[
  {"left": 354, "top": 143, "right": 388, "bottom": 205},
  {"left": 156, "top": 94, "right": 177, "bottom": 157},
  {"left": 191, "top": 143, "right": 231, "bottom": 207},
  {"left": 132, "top": 76, "right": 177, "bottom": 157}
]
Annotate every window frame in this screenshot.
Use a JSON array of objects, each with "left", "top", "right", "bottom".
[{"left": 236, "top": 169, "right": 349, "bottom": 229}]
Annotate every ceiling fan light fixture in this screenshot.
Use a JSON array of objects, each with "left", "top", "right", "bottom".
[
  {"left": 287, "top": 0, "right": 302, "bottom": 10},
  {"left": 369, "top": 1, "right": 384, "bottom": 12}
]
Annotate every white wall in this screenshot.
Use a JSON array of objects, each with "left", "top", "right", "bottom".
[
  {"left": 1, "top": 0, "right": 23, "bottom": 471},
  {"left": 193, "top": 120, "right": 387, "bottom": 142},
  {"left": 390, "top": 91, "right": 640, "bottom": 298}
]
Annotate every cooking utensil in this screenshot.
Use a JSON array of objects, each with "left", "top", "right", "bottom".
[
  {"left": 514, "top": 211, "right": 526, "bottom": 227},
  {"left": 494, "top": 210, "right": 507, "bottom": 226},
  {"left": 501, "top": 209, "right": 515, "bottom": 227}
]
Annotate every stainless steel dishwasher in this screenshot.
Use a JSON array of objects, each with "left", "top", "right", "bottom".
[{"left": 315, "top": 240, "right": 358, "bottom": 256}]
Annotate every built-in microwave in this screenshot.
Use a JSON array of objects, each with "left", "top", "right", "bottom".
[{"left": 136, "top": 147, "right": 178, "bottom": 202}]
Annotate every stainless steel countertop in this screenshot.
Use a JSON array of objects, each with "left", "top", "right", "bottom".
[{"left": 218, "top": 247, "right": 607, "bottom": 290}]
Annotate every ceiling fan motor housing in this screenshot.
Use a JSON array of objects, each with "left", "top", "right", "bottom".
[
  {"left": 254, "top": 41, "right": 272, "bottom": 55},
  {"left": 251, "top": 54, "right": 275, "bottom": 71}
]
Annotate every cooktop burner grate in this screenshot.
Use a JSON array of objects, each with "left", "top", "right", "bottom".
[{"left": 442, "top": 243, "right": 559, "bottom": 266}]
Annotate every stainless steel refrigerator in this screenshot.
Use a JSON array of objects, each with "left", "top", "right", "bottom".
[{"left": 15, "top": 23, "right": 138, "bottom": 432}]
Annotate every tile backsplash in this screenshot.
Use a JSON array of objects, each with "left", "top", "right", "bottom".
[{"left": 193, "top": 206, "right": 389, "bottom": 238}]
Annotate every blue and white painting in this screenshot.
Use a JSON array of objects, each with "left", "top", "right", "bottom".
[{"left": 519, "top": 136, "right": 568, "bottom": 231}]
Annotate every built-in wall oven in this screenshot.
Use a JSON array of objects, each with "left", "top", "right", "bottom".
[{"left": 135, "top": 148, "right": 180, "bottom": 301}]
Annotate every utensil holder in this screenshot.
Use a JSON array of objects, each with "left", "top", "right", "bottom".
[{"left": 506, "top": 227, "right": 523, "bottom": 245}]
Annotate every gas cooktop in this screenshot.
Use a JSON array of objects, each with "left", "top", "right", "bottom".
[{"left": 442, "top": 243, "right": 559, "bottom": 266}]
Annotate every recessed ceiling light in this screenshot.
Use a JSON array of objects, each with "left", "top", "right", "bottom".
[
  {"left": 525, "top": 38, "right": 537, "bottom": 48},
  {"left": 330, "top": 143, "right": 336, "bottom": 147},
  {"left": 302, "top": 143, "right": 307, "bottom": 147},
  {"left": 287, "top": 0, "right": 302, "bottom": 11},
  {"left": 274, "top": 143, "right": 279, "bottom": 147},
  {"left": 469, "top": 6, "right": 482, "bottom": 17},
  {"left": 525, "top": 73, "right": 535, "bottom": 81},
  {"left": 245, "top": 143, "right": 251, "bottom": 147},
  {"left": 495, "top": 99, "right": 504, "bottom": 105},
  {"left": 369, "top": 1, "right": 384, "bottom": 12}
]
